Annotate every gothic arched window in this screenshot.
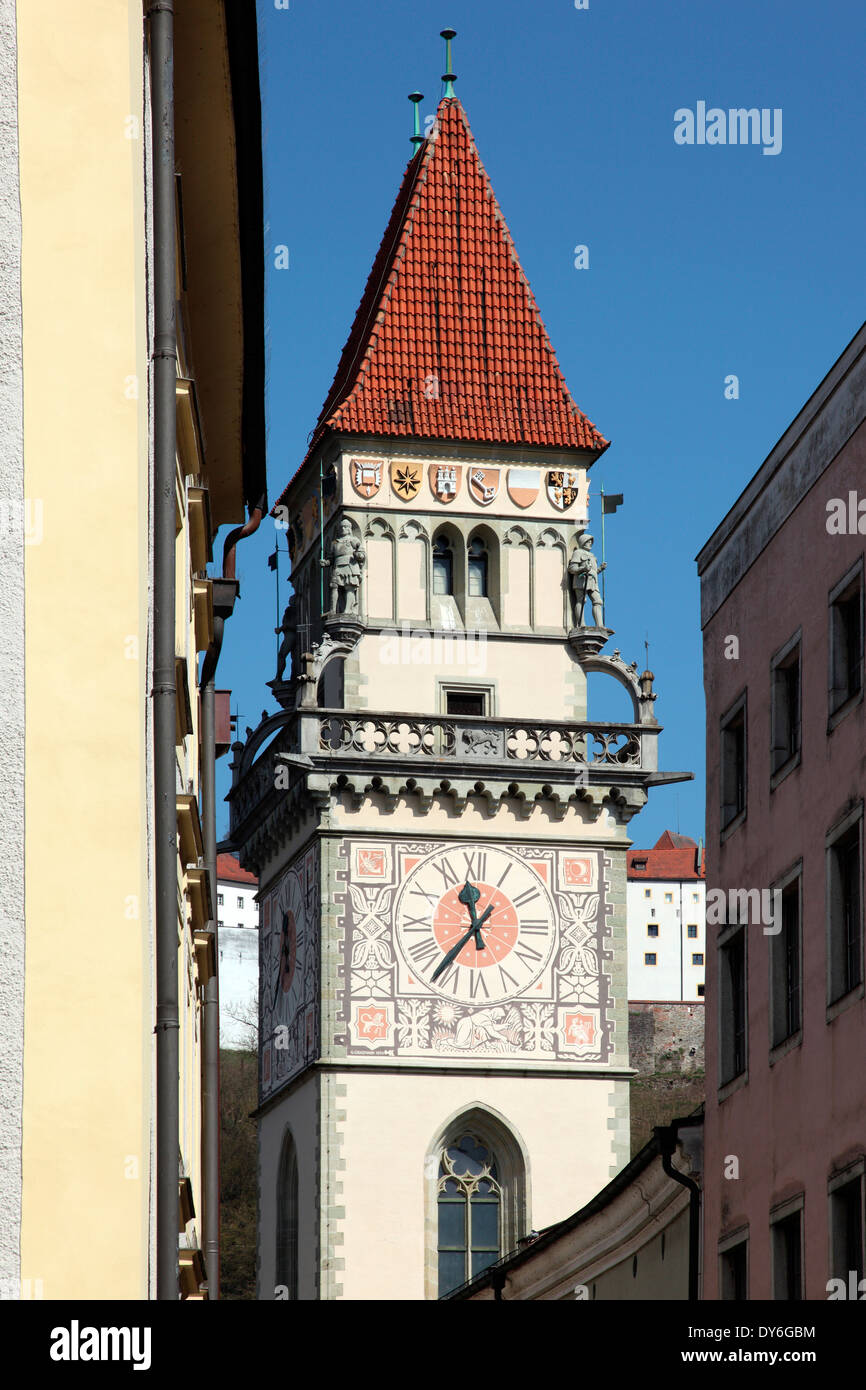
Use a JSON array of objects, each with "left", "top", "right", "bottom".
[
  {"left": 437, "top": 1132, "right": 502, "bottom": 1295},
  {"left": 276, "top": 1129, "right": 299, "bottom": 1299},
  {"left": 467, "top": 537, "right": 488, "bottom": 597},
  {"left": 432, "top": 536, "right": 454, "bottom": 595}
]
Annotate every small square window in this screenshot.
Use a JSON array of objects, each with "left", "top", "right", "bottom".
[
  {"left": 237, "top": 895, "right": 244, "bottom": 909},
  {"left": 687, "top": 924, "right": 698, "bottom": 938},
  {"left": 664, "top": 892, "right": 673, "bottom": 903},
  {"left": 692, "top": 953, "right": 704, "bottom": 966},
  {"left": 697, "top": 984, "right": 705, "bottom": 997},
  {"left": 647, "top": 924, "right": 659, "bottom": 938},
  {"left": 217, "top": 893, "right": 224, "bottom": 906},
  {"left": 644, "top": 888, "right": 651, "bottom": 898},
  {"left": 644, "top": 952, "right": 657, "bottom": 966},
  {"left": 693, "top": 892, "right": 699, "bottom": 903}
]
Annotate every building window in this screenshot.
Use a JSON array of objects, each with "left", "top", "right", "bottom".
[
  {"left": 697, "top": 984, "right": 705, "bottom": 997},
  {"left": 687, "top": 925, "right": 698, "bottom": 938},
  {"left": 692, "top": 953, "right": 704, "bottom": 966},
  {"left": 467, "top": 538, "right": 488, "bottom": 598},
  {"left": 446, "top": 689, "right": 485, "bottom": 717},
  {"left": 276, "top": 1129, "right": 299, "bottom": 1299},
  {"left": 693, "top": 892, "right": 699, "bottom": 902},
  {"left": 645, "top": 953, "right": 657, "bottom": 966},
  {"left": 829, "top": 1168, "right": 865, "bottom": 1287},
  {"left": 720, "top": 695, "right": 747, "bottom": 830},
  {"left": 664, "top": 892, "right": 673, "bottom": 903},
  {"left": 770, "top": 873, "right": 801, "bottom": 1046},
  {"left": 650, "top": 908, "right": 656, "bottom": 917},
  {"left": 829, "top": 561, "right": 864, "bottom": 720},
  {"left": 644, "top": 888, "right": 651, "bottom": 898},
  {"left": 217, "top": 893, "right": 224, "bottom": 906},
  {"left": 719, "top": 927, "right": 747, "bottom": 1084},
  {"left": 827, "top": 811, "right": 863, "bottom": 1004},
  {"left": 719, "top": 1237, "right": 748, "bottom": 1300},
  {"left": 432, "top": 536, "right": 454, "bottom": 596},
  {"left": 237, "top": 895, "right": 244, "bottom": 909},
  {"left": 438, "top": 1133, "right": 501, "bottom": 1296},
  {"left": 770, "top": 632, "right": 801, "bottom": 778},
  {"left": 647, "top": 924, "right": 659, "bottom": 938},
  {"left": 771, "top": 1206, "right": 803, "bottom": 1300},
  {"left": 217, "top": 919, "right": 223, "bottom": 928}
]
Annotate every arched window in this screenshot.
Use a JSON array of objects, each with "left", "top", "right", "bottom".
[
  {"left": 437, "top": 1133, "right": 502, "bottom": 1295},
  {"left": 467, "top": 537, "right": 488, "bottom": 597},
  {"left": 276, "top": 1130, "right": 298, "bottom": 1299},
  {"left": 432, "top": 536, "right": 454, "bottom": 596}
]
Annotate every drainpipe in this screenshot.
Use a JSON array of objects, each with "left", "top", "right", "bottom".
[
  {"left": 200, "top": 579, "right": 239, "bottom": 1300},
  {"left": 223, "top": 494, "right": 266, "bottom": 579},
  {"left": 148, "top": 0, "right": 179, "bottom": 1301},
  {"left": 655, "top": 1123, "right": 701, "bottom": 1301}
]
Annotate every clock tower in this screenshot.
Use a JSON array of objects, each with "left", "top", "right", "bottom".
[{"left": 228, "top": 70, "right": 689, "bottom": 1300}]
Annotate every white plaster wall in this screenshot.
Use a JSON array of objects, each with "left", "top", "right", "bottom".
[
  {"left": 219, "top": 927, "right": 258, "bottom": 1049},
  {"left": 0, "top": 0, "right": 24, "bottom": 1298},
  {"left": 258, "top": 1073, "right": 319, "bottom": 1300},
  {"left": 335, "top": 1070, "right": 621, "bottom": 1300},
  {"left": 358, "top": 633, "right": 582, "bottom": 720},
  {"left": 628, "top": 880, "right": 705, "bottom": 1001}
]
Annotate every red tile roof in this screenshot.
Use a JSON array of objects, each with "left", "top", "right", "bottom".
[
  {"left": 628, "top": 831, "right": 705, "bottom": 882},
  {"left": 277, "top": 98, "right": 608, "bottom": 506},
  {"left": 216, "top": 853, "right": 258, "bottom": 886}
]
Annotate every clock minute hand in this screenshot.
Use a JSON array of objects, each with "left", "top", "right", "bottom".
[{"left": 431, "top": 923, "right": 475, "bottom": 983}]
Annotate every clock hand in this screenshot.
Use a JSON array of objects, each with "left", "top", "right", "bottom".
[{"left": 431, "top": 923, "right": 476, "bottom": 982}]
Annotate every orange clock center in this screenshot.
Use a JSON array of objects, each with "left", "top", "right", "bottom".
[{"left": 432, "top": 883, "right": 518, "bottom": 969}]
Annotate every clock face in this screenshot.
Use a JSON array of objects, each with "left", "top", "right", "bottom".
[
  {"left": 394, "top": 844, "right": 557, "bottom": 1004},
  {"left": 268, "top": 866, "right": 306, "bottom": 1035}
]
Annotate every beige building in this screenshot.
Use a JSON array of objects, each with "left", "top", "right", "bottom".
[
  {"left": 0, "top": 1, "right": 264, "bottom": 1299},
  {"left": 227, "top": 74, "right": 690, "bottom": 1299}
]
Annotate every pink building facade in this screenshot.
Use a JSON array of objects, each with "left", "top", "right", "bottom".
[{"left": 697, "top": 323, "right": 866, "bottom": 1300}]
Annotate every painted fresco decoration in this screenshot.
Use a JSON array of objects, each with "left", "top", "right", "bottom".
[
  {"left": 390, "top": 458, "right": 423, "bottom": 501},
  {"left": 336, "top": 838, "right": 610, "bottom": 1064},
  {"left": 506, "top": 466, "right": 540, "bottom": 508},
  {"left": 546, "top": 467, "right": 583, "bottom": 511},
  {"left": 260, "top": 843, "right": 320, "bottom": 1100},
  {"left": 467, "top": 465, "right": 500, "bottom": 505},
  {"left": 350, "top": 457, "right": 383, "bottom": 500},
  {"left": 429, "top": 462, "right": 462, "bottom": 503}
]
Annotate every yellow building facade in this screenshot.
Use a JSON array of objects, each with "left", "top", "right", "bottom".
[{"left": 1, "top": 0, "right": 264, "bottom": 1299}]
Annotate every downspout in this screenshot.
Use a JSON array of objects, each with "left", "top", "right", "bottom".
[
  {"left": 148, "top": 0, "right": 179, "bottom": 1301},
  {"left": 200, "top": 580, "right": 239, "bottom": 1300},
  {"left": 655, "top": 1123, "right": 701, "bottom": 1301},
  {"left": 196, "top": 505, "right": 262, "bottom": 1295}
]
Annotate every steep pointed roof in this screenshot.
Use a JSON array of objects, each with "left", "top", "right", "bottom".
[{"left": 279, "top": 97, "right": 608, "bottom": 504}]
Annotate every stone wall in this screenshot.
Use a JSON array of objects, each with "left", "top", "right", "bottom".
[{"left": 628, "top": 1002, "right": 705, "bottom": 1155}]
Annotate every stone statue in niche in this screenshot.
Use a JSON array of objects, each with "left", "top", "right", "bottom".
[
  {"left": 274, "top": 594, "right": 297, "bottom": 683},
  {"left": 568, "top": 532, "right": 606, "bottom": 628},
  {"left": 328, "top": 520, "right": 366, "bottom": 616}
]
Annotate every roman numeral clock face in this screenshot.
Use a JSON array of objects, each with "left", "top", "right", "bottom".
[{"left": 394, "top": 845, "right": 556, "bottom": 1004}]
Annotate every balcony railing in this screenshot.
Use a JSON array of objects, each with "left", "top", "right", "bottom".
[{"left": 313, "top": 709, "right": 642, "bottom": 768}]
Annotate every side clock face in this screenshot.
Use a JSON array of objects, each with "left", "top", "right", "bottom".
[
  {"left": 269, "top": 868, "right": 306, "bottom": 1033},
  {"left": 394, "top": 844, "right": 556, "bottom": 1004}
]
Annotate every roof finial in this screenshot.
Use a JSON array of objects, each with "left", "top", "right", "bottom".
[
  {"left": 408, "top": 91, "right": 425, "bottom": 146},
  {"left": 440, "top": 28, "right": 457, "bottom": 98}
]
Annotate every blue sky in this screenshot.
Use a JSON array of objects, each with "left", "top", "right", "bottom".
[{"left": 212, "top": 0, "right": 866, "bottom": 846}]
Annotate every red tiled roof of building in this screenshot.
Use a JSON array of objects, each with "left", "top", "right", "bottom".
[
  {"left": 277, "top": 98, "right": 608, "bottom": 506},
  {"left": 216, "top": 853, "right": 258, "bottom": 886},
  {"left": 628, "top": 831, "right": 705, "bottom": 881}
]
